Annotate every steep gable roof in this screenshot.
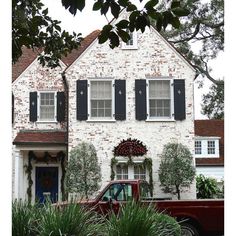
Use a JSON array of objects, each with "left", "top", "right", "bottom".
[
  {"left": 12, "top": 30, "right": 101, "bottom": 82},
  {"left": 61, "top": 30, "right": 100, "bottom": 67},
  {"left": 12, "top": 46, "right": 42, "bottom": 82}
]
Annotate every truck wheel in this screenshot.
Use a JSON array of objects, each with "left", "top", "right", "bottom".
[{"left": 180, "top": 223, "right": 199, "bottom": 236}]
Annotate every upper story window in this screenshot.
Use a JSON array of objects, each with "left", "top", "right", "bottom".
[
  {"left": 39, "top": 92, "right": 56, "bottom": 121},
  {"left": 195, "top": 138, "right": 220, "bottom": 158},
  {"left": 147, "top": 79, "right": 173, "bottom": 120},
  {"left": 122, "top": 30, "right": 137, "bottom": 50},
  {"left": 89, "top": 80, "right": 113, "bottom": 120}
]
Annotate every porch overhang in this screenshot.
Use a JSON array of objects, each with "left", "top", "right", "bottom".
[{"left": 13, "top": 130, "right": 67, "bottom": 146}]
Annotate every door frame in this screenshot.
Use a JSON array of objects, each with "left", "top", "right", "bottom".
[{"left": 32, "top": 163, "right": 61, "bottom": 203}]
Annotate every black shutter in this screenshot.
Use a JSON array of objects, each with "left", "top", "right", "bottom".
[
  {"left": 115, "top": 80, "right": 126, "bottom": 120},
  {"left": 57, "top": 92, "right": 65, "bottom": 122},
  {"left": 29, "top": 92, "right": 37, "bottom": 122},
  {"left": 12, "top": 93, "right": 14, "bottom": 124},
  {"left": 135, "top": 80, "right": 147, "bottom": 120},
  {"left": 174, "top": 79, "right": 186, "bottom": 120},
  {"left": 77, "top": 80, "right": 88, "bottom": 120}
]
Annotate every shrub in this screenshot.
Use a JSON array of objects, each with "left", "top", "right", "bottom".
[
  {"left": 104, "top": 200, "right": 181, "bottom": 236},
  {"left": 37, "top": 201, "right": 103, "bottom": 236},
  {"left": 159, "top": 143, "right": 195, "bottom": 200},
  {"left": 65, "top": 142, "right": 101, "bottom": 199},
  {"left": 12, "top": 200, "right": 40, "bottom": 236},
  {"left": 196, "top": 174, "right": 221, "bottom": 199}
]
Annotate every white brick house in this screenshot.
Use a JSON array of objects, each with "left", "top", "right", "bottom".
[{"left": 12, "top": 12, "right": 196, "bottom": 202}]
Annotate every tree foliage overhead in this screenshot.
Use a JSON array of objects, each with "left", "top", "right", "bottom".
[
  {"left": 201, "top": 80, "right": 224, "bottom": 119},
  {"left": 12, "top": 0, "right": 82, "bottom": 68},
  {"left": 65, "top": 142, "right": 101, "bottom": 199},
  {"left": 62, "top": 0, "right": 190, "bottom": 49},
  {"left": 158, "top": 143, "right": 195, "bottom": 200},
  {"left": 13, "top": 0, "right": 224, "bottom": 86},
  {"left": 159, "top": 0, "right": 224, "bottom": 85}
]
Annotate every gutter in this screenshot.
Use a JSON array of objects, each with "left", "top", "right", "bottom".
[{"left": 62, "top": 71, "right": 69, "bottom": 160}]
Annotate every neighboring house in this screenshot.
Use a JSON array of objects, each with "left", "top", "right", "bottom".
[
  {"left": 194, "top": 120, "right": 224, "bottom": 182},
  {"left": 12, "top": 11, "right": 196, "bottom": 203}
]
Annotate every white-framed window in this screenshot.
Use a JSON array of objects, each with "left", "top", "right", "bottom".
[
  {"left": 122, "top": 30, "right": 137, "bottom": 49},
  {"left": 89, "top": 80, "right": 114, "bottom": 120},
  {"left": 147, "top": 79, "right": 174, "bottom": 120},
  {"left": 38, "top": 92, "right": 56, "bottom": 121},
  {"left": 195, "top": 138, "right": 220, "bottom": 158},
  {"left": 115, "top": 163, "right": 147, "bottom": 180}
]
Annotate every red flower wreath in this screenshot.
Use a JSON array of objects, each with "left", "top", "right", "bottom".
[{"left": 113, "top": 138, "right": 147, "bottom": 157}]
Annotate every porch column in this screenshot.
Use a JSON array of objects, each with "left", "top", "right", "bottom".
[{"left": 14, "top": 149, "right": 24, "bottom": 200}]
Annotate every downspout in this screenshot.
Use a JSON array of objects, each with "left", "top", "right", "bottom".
[{"left": 62, "top": 71, "right": 69, "bottom": 200}]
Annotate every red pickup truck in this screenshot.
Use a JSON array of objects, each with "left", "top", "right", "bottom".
[{"left": 77, "top": 179, "right": 224, "bottom": 236}]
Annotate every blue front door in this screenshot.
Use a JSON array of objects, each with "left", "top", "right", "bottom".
[{"left": 35, "top": 167, "right": 59, "bottom": 203}]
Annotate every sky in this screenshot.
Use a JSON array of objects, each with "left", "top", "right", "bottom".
[{"left": 41, "top": 0, "right": 225, "bottom": 119}]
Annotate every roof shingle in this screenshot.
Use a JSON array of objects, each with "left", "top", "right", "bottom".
[{"left": 13, "top": 130, "right": 67, "bottom": 145}]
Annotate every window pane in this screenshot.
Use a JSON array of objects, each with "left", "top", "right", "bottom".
[
  {"left": 116, "top": 165, "right": 128, "bottom": 180},
  {"left": 126, "top": 30, "right": 133, "bottom": 46},
  {"left": 208, "top": 141, "right": 215, "bottom": 154},
  {"left": 149, "top": 80, "right": 170, "bottom": 99},
  {"left": 195, "top": 141, "right": 202, "bottom": 154},
  {"left": 134, "top": 165, "right": 146, "bottom": 180},
  {"left": 91, "top": 81, "right": 112, "bottom": 99}
]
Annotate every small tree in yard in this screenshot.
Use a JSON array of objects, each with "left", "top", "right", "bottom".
[
  {"left": 65, "top": 142, "right": 101, "bottom": 199},
  {"left": 159, "top": 143, "right": 195, "bottom": 200}
]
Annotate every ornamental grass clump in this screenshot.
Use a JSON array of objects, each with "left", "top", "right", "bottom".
[
  {"left": 104, "top": 200, "right": 181, "bottom": 236},
  {"left": 37, "top": 201, "right": 103, "bottom": 236},
  {"left": 12, "top": 200, "right": 40, "bottom": 236}
]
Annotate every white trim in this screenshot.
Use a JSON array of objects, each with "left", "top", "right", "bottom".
[
  {"left": 146, "top": 78, "right": 174, "bottom": 120},
  {"left": 195, "top": 136, "right": 221, "bottom": 140},
  {"left": 195, "top": 138, "right": 220, "bottom": 158}
]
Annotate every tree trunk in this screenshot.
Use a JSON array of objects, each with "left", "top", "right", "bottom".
[{"left": 176, "top": 185, "right": 181, "bottom": 200}]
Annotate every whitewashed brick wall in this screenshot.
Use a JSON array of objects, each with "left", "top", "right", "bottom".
[
  {"left": 66, "top": 25, "right": 196, "bottom": 199},
  {"left": 12, "top": 60, "right": 66, "bottom": 198}
]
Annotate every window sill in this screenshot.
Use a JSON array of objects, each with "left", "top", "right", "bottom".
[
  {"left": 145, "top": 118, "right": 175, "bottom": 122},
  {"left": 121, "top": 46, "right": 138, "bottom": 50},
  {"left": 36, "top": 120, "right": 58, "bottom": 124},
  {"left": 86, "top": 119, "right": 116, "bottom": 123},
  {"left": 195, "top": 155, "right": 220, "bottom": 159}
]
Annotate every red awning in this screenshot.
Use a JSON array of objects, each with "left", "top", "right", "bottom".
[{"left": 13, "top": 131, "right": 67, "bottom": 145}]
